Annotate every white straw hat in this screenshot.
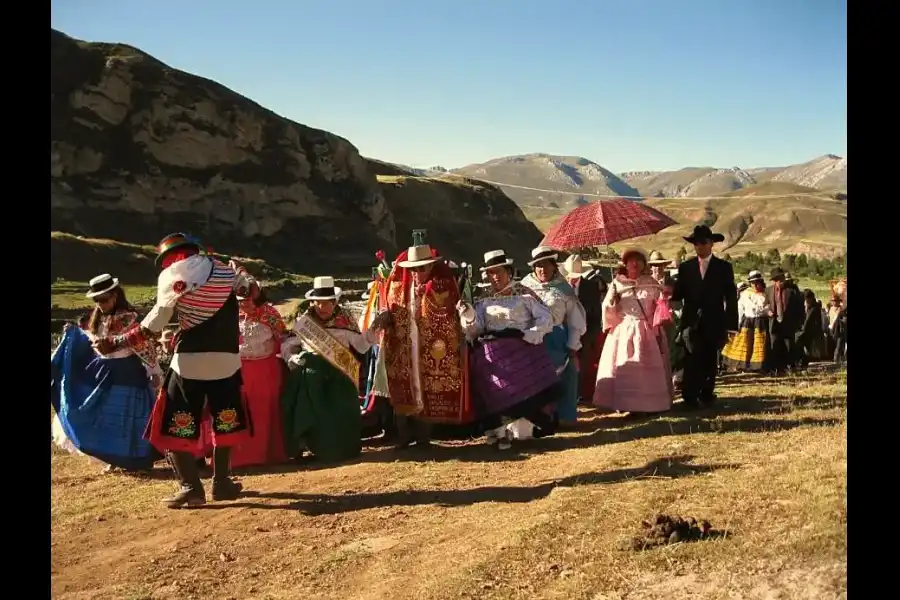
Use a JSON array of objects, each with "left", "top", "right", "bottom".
[
  {"left": 527, "top": 245, "right": 559, "bottom": 267},
  {"left": 305, "top": 276, "right": 342, "bottom": 300},
  {"left": 85, "top": 274, "right": 120, "bottom": 299},
  {"left": 397, "top": 245, "right": 442, "bottom": 268},
  {"left": 480, "top": 249, "right": 514, "bottom": 272}
]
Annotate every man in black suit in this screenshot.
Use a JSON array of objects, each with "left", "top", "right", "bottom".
[
  {"left": 672, "top": 225, "right": 739, "bottom": 409},
  {"left": 765, "top": 267, "right": 805, "bottom": 375}
]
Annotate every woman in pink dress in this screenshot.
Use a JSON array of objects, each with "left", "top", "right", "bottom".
[{"left": 593, "top": 248, "right": 673, "bottom": 416}]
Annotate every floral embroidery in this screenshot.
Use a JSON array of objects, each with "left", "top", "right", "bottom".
[
  {"left": 259, "top": 304, "right": 288, "bottom": 336},
  {"left": 172, "top": 280, "right": 186, "bottom": 294},
  {"left": 215, "top": 409, "right": 240, "bottom": 432},
  {"left": 105, "top": 310, "right": 160, "bottom": 372},
  {"left": 168, "top": 412, "right": 196, "bottom": 437}
]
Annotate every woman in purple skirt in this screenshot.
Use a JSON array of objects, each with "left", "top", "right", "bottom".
[{"left": 457, "top": 250, "right": 561, "bottom": 450}]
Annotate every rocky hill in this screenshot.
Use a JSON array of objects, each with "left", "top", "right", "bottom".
[
  {"left": 50, "top": 29, "right": 539, "bottom": 278},
  {"left": 366, "top": 160, "right": 542, "bottom": 264}
]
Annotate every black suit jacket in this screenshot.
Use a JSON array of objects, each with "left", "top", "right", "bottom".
[
  {"left": 672, "top": 255, "right": 738, "bottom": 348},
  {"left": 765, "top": 285, "right": 804, "bottom": 338},
  {"left": 577, "top": 270, "right": 607, "bottom": 334}
]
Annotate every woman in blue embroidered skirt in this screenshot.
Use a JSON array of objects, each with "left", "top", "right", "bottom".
[{"left": 51, "top": 275, "right": 162, "bottom": 471}]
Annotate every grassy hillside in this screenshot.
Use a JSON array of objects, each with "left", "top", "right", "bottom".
[
  {"left": 50, "top": 232, "right": 305, "bottom": 286},
  {"left": 49, "top": 232, "right": 372, "bottom": 330},
  {"left": 527, "top": 183, "right": 847, "bottom": 259}
]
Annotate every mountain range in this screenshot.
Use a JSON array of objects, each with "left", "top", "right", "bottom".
[
  {"left": 393, "top": 154, "right": 847, "bottom": 258},
  {"left": 402, "top": 153, "right": 846, "bottom": 206},
  {"left": 50, "top": 27, "right": 847, "bottom": 286}
]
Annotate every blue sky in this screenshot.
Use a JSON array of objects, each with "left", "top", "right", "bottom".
[{"left": 51, "top": 0, "right": 846, "bottom": 172}]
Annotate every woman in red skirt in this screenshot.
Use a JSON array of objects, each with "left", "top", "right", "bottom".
[{"left": 226, "top": 281, "right": 289, "bottom": 468}]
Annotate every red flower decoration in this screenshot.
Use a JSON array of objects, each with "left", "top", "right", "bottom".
[
  {"left": 375, "top": 249, "right": 386, "bottom": 261},
  {"left": 173, "top": 280, "right": 187, "bottom": 294}
]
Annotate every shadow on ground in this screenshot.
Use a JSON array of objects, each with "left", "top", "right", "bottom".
[
  {"left": 198, "top": 454, "right": 740, "bottom": 514},
  {"left": 116, "top": 369, "right": 845, "bottom": 482},
  {"left": 233, "top": 381, "right": 844, "bottom": 473}
]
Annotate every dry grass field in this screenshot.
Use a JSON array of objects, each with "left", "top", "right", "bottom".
[{"left": 51, "top": 366, "right": 847, "bottom": 600}]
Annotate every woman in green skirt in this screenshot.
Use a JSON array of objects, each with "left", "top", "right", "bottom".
[{"left": 280, "top": 276, "right": 390, "bottom": 462}]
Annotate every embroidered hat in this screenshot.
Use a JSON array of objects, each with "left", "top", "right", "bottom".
[
  {"left": 305, "top": 276, "right": 342, "bottom": 300},
  {"left": 154, "top": 232, "right": 202, "bottom": 266},
  {"left": 85, "top": 273, "right": 120, "bottom": 299}
]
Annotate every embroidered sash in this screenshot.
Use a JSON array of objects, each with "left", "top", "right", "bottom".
[{"left": 292, "top": 314, "right": 360, "bottom": 385}]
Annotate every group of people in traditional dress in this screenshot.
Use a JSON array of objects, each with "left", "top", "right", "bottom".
[
  {"left": 720, "top": 267, "right": 847, "bottom": 375},
  {"left": 51, "top": 225, "right": 843, "bottom": 509}
]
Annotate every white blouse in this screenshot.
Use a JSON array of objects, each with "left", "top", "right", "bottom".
[
  {"left": 737, "top": 289, "right": 771, "bottom": 320},
  {"left": 239, "top": 318, "right": 278, "bottom": 360},
  {"left": 520, "top": 274, "right": 588, "bottom": 351},
  {"left": 460, "top": 282, "right": 554, "bottom": 345}
]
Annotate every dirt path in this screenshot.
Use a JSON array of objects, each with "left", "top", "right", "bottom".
[{"left": 51, "top": 370, "right": 847, "bottom": 600}]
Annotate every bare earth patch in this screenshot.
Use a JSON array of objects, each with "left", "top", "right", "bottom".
[{"left": 51, "top": 367, "right": 847, "bottom": 600}]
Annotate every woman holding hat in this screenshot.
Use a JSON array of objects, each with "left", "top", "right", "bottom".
[
  {"left": 51, "top": 274, "right": 163, "bottom": 472},
  {"left": 594, "top": 248, "right": 674, "bottom": 415},
  {"left": 458, "top": 249, "right": 560, "bottom": 449},
  {"left": 521, "top": 246, "right": 587, "bottom": 426},
  {"left": 721, "top": 271, "right": 772, "bottom": 372},
  {"left": 280, "top": 277, "right": 390, "bottom": 462}
]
